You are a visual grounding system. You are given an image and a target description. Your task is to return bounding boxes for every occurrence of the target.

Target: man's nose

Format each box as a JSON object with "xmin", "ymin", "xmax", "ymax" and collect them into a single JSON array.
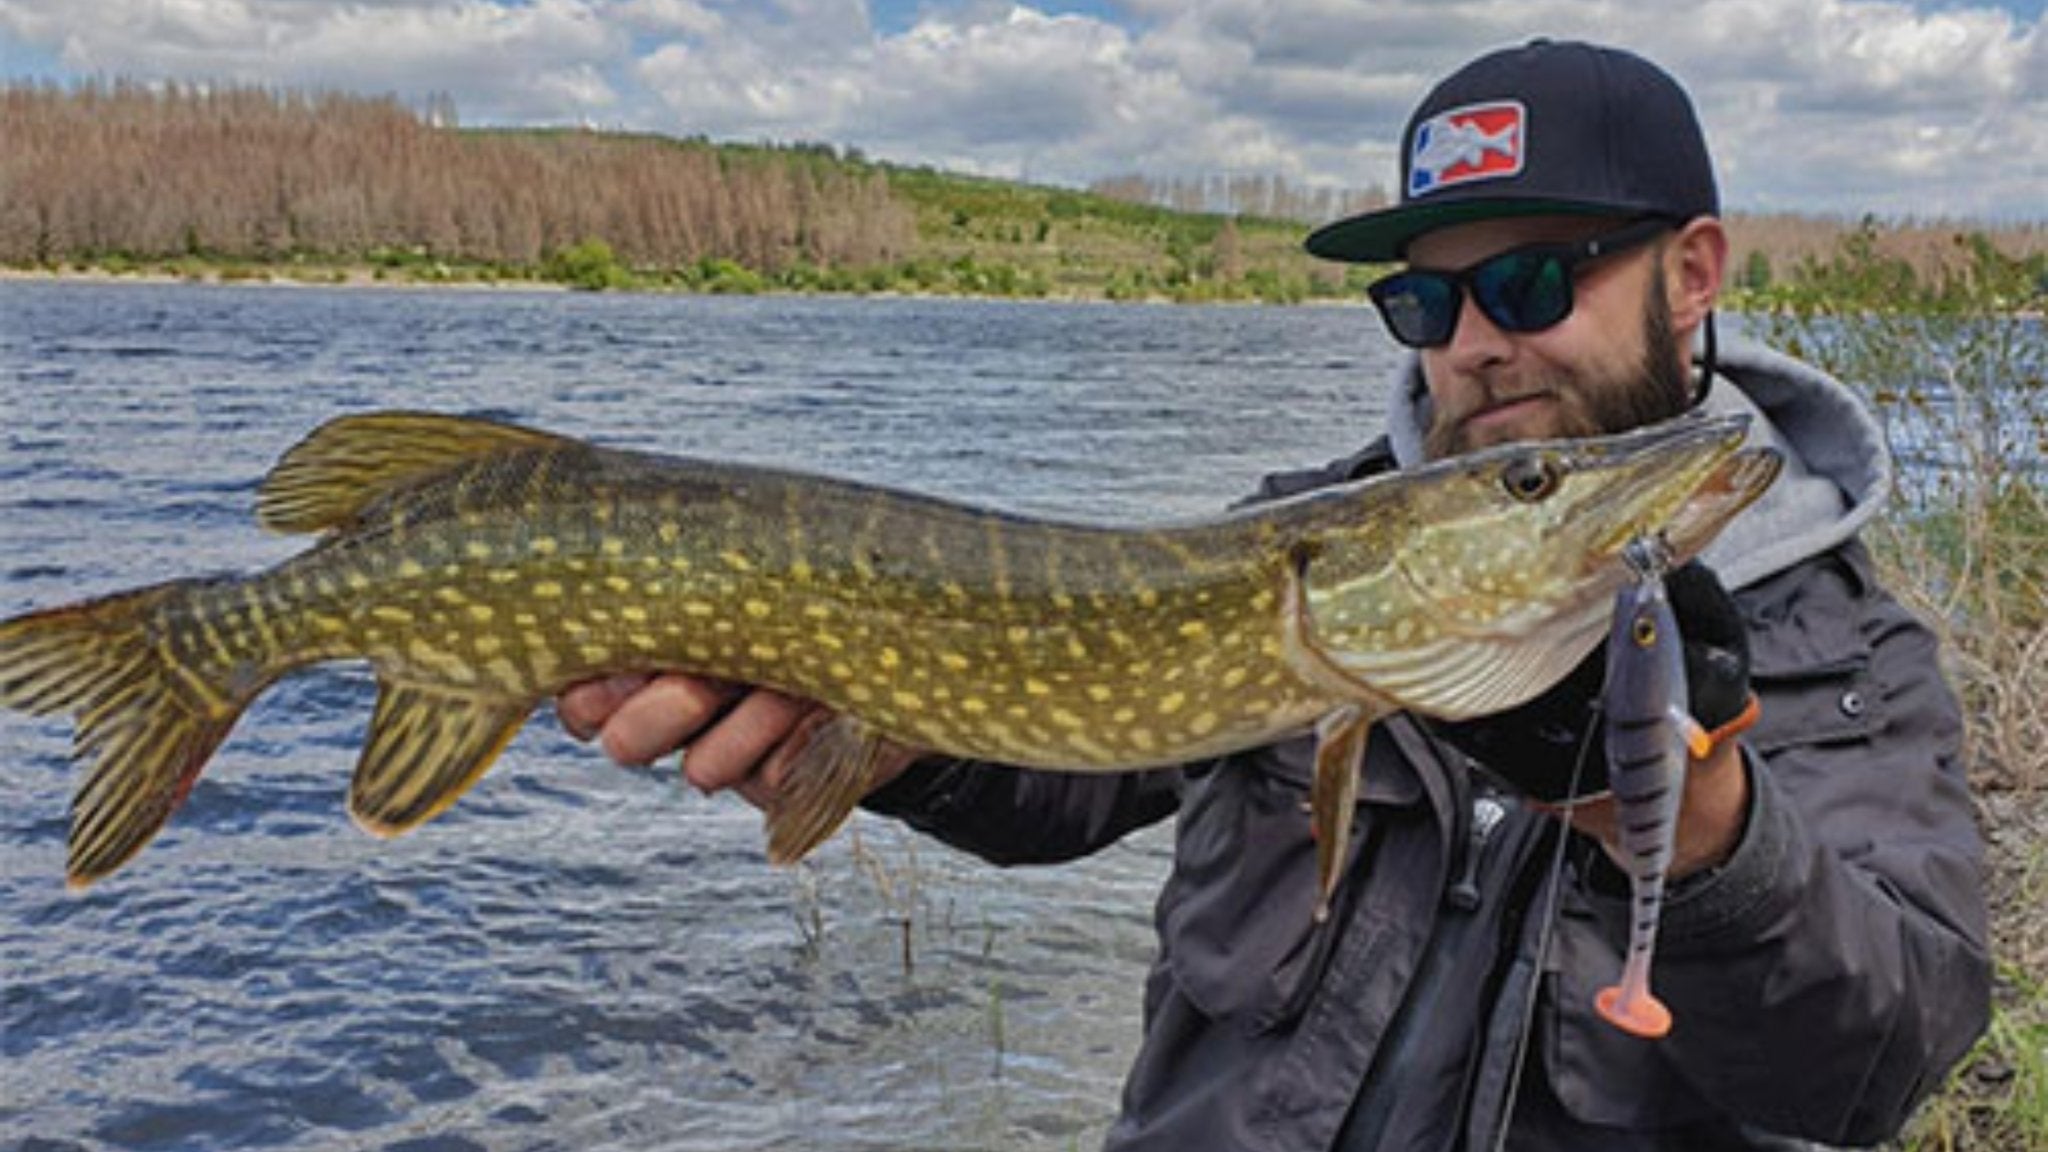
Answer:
[{"xmin": 1440, "ymin": 290, "xmax": 1513, "ymax": 367}]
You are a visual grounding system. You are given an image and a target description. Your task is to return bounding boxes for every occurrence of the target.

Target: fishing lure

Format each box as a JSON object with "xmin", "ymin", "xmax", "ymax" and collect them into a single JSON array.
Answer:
[{"xmin": 1594, "ymin": 535, "xmax": 1713, "ymax": 1039}]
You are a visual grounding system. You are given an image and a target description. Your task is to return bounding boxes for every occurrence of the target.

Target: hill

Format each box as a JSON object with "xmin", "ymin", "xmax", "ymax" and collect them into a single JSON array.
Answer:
[{"xmin": 2, "ymin": 80, "xmax": 2041, "ymax": 308}]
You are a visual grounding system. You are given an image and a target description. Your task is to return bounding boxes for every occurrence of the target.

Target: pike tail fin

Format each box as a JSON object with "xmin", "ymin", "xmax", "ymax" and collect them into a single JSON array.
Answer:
[{"xmin": 0, "ymin": 581, "xmax": 256, "ymax": 888}]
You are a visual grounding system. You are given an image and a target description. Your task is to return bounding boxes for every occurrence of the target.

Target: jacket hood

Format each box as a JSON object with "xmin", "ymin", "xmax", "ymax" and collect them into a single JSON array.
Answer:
[{"xmin": 1382, "ymin": 331, "xmax": 1893, "ymax": 590}]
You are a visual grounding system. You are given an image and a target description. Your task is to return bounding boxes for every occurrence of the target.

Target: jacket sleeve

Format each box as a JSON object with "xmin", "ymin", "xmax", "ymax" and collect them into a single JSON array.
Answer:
[
  {"xmin": 1581, "ymin": 543, "xmax": 1991, "ymax": 1144},
  {"xmin": 860, "ymin": 757, "xmax": 1186, "ymax": 865}
]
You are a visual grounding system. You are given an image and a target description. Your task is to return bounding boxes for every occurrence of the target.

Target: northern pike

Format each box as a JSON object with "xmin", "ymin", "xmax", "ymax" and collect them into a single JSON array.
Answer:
[
  {"xmin": 1592, "ymin": 536, "xmax": 1710, "ymax": 1040},
  {"xmin": 0, "ymin": 411, "xmax": 1780, "ymax": 905}
]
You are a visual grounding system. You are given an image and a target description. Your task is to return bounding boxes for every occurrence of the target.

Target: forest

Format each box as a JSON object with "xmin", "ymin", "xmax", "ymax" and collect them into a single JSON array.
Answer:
[{"xmin": 2, "ymin": 80, "xmax": 2042, "ymax": 307}]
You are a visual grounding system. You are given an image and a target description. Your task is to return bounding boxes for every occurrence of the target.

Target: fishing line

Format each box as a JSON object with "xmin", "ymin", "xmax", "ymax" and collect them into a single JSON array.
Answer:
[{"xmin": 1487, "ymin": 695, "xmax": 1601, "ymax": 1152}]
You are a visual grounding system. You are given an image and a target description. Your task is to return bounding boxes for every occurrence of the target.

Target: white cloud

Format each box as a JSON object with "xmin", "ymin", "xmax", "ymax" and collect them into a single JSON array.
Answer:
[{"xmin": 1, "ymin": 0, "xmax": 2040, "ymax": 218}]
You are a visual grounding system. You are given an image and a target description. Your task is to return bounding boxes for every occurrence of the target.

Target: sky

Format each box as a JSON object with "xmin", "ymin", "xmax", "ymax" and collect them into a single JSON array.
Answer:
[{"xmin": 2, "ymin": 1, "xmax": 2042, "ymax": 222}]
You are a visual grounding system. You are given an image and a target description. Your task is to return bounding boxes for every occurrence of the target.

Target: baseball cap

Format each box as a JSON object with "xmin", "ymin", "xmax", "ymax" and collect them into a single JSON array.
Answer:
[{"xmin": 1305, "ymin": 40, "xmax": 1719, "ymax": 263}]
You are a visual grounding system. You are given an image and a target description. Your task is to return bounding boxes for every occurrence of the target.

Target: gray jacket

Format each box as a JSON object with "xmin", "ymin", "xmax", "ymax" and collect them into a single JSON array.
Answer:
[{"xmin": 865, "ymin": 337, "xmax": 1990, "ymax": 1150}]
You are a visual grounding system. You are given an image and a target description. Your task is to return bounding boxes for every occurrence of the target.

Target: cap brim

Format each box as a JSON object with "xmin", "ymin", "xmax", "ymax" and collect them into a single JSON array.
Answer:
[{"xmin": 1303, "ymin": 198, "xmax": 1632, "ymax": 263}]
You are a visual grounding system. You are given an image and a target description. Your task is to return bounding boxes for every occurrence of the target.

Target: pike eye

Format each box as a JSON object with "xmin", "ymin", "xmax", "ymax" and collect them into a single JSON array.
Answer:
[
  {"xmin": 1500, "ymin": 454, "xmax": 1562, "ymax": 503},
  {"xmin": 1632, "ymin": 615, "xmax": 1659, "ymax": 648}
]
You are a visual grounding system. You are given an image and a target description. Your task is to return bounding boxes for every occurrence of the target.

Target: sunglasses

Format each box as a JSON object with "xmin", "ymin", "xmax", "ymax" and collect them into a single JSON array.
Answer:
[{"xmin": 1368, "ymin": 219, "xmax": 1671, "ymax": 349}]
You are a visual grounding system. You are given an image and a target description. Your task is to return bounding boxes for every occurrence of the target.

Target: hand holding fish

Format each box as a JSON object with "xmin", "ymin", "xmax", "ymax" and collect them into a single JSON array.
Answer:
[{"xmin": 558, "ymin": 673, "xmax": 924, "ymax": 812}]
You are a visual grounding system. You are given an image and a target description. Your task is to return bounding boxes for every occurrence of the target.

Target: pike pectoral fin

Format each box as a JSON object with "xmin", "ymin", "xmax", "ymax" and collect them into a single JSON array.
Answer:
[
  {"xmin": 763, "ymin": 714, "xmax": 890, "ymax": 865},
  {"xmin": 1311, "ymin": 705, "xmax": 1372, "ymax": 923},
  {"xmin": 349, "ymin": 681, "xmax": 531, "ymax": 836}
]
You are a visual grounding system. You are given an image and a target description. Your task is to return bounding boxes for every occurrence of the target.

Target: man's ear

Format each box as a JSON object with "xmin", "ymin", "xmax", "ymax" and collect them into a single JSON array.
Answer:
[{"xmin": 1666, "ymin": 217, "xmax": 1728, "ymax": 333}]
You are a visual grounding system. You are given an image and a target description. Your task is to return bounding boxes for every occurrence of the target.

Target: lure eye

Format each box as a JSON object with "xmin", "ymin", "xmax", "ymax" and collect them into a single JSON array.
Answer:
[
  {"xmin": 1500, "ymin": 453, "xmax": 1563, "ymax": 503},
  {"xmin": 1632, "ymin": 615, "xmax": 1659, "ymax": 648}
]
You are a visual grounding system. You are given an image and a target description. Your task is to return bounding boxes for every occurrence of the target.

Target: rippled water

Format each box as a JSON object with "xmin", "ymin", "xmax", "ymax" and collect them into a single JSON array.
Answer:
[{"xmin": 0, "ymin": 282, "xmax": 1400, "ymax": 1151}]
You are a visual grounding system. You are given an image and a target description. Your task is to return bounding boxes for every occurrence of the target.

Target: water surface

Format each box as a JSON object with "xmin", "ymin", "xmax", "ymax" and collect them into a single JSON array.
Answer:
[{"xmin": 0, "ymin": 282, "xmax": 1401, "ymax": 1151}]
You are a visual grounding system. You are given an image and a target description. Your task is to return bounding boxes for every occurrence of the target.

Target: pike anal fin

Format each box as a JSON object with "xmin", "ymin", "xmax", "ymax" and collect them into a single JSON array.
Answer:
[{"xmin": 350, "ymin": 680, "xmax": 531, "ymax": 836}]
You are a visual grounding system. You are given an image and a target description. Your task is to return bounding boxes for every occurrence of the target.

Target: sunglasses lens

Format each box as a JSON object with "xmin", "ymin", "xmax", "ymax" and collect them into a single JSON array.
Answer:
[
  {"xmin": 1370, "ymin": 273, "xmax": 1459, "ymax": 348},
  {"xmin": 1472, "ymin": 251, "xmax": 1572, "ymax": 333}
]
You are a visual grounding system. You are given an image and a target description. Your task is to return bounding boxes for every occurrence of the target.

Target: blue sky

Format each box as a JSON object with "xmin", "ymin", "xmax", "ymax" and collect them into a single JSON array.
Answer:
[{"xmin": 3, "ymin": 1, "xmax": 2042, "ymax": 220}]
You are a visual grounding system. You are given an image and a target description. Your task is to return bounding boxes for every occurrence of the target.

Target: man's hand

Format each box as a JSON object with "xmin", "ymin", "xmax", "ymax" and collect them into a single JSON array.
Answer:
[
  {"xmin": 1428, "ymin": 560, "xmax": 1758, "ymax": 877},
  {"xmin": 559, "ymin": 674, "xmax": 909, "ymax": 812}
]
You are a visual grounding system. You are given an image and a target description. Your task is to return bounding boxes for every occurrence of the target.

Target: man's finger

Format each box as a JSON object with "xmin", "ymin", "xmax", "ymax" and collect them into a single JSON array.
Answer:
[
  {"xmin": 597, "ymin": 675, "xmax": 745, "ymax": 767},
  {"xmin": 557, "ymin": 673, "xmax": 654, "ymax": 741},
  {"xmin": 682, "ymin": 690, "xmax": 815, "ymax": 795}
]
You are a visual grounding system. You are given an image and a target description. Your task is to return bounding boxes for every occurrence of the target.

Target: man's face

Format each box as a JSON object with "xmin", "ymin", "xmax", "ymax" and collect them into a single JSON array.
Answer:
[{"xmin": 1406, "ymin": 216, "xmax": 1693, "ymax": 460}]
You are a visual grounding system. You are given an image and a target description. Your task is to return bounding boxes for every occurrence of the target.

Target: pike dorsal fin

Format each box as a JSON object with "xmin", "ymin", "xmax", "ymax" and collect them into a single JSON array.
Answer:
[
  {"xmin": 256, "ymin": 411, "xmax": 569, "ymax": 535},
  {"xmin": 349, "ymin": 679, "xmax": 531, "ymax": 837}
]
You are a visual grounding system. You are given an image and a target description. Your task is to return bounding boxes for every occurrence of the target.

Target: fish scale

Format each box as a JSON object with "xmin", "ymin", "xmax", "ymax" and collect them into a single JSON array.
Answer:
[{"xmin": 0, "ymin": 410, "xmax": 1779, "ymax": 905}]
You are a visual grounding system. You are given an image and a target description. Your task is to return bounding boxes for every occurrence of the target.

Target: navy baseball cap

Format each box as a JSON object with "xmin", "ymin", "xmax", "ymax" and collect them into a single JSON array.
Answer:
[{"xmin": 1306, "ymin": 40, "xmax": 1719, "ymax": 263}]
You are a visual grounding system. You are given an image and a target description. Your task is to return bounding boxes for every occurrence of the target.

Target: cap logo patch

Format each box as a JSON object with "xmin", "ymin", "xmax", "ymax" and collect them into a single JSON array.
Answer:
[{"xmin": 1408, "ymin": 100, "xmax": 1525, "ymax": 198}]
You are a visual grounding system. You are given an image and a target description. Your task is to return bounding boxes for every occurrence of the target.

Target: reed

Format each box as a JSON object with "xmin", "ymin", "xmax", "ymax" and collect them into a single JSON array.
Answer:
[{"xmin": 1757, "ymin": 228, "xmax": 2046, "ymax": 1151}]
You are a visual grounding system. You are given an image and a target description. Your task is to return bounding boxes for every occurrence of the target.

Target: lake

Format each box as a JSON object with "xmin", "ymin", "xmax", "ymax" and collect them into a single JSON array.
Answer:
[{"xmin": 0, "ymin": 282, "xmax": 1403, "ymax": 1151}]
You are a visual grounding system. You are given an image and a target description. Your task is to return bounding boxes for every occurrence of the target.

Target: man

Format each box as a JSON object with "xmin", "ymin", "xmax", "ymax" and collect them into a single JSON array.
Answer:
[{"xmin": 561, "ymin": 40, "xmax": 1989, "ymax": 1150}]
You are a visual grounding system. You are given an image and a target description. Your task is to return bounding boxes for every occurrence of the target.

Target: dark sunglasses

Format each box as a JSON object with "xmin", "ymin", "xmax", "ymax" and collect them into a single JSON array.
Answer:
[{"xmin": 1368, "ymin": 219, "xmax": 1671, "ymax": 349}]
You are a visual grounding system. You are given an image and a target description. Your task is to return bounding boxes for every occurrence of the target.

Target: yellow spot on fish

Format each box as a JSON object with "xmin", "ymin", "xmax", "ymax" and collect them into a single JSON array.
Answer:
[
  {"xmin": 940, "ymin": 652, "xmax": 971, "ymax": 672},
  {"xmin": 1087, "ymin": 684, "xmax": 1114, "ymax": 703},
  {"xmin": 464, "ymin": 541, "xmax": 494, "ymax": 560},
  {"xmin": 621, "ymin": 606, "xmax": 649, "ymax": 624},
  {"xmin": 749, "ymin": 642, "xmax": 781, "ymax": 662},
  {"xmin": 1007, "ymin": 625, "xmax": 1033, "ymax": 645},
  {"xmin": 474, "ymin": 635, "xmax": 502, "ymax": 657},
  {"xmin": 1024, "ymin": 678, "xmax": 1053, "ymax": 697},
  {"xmin": 1050, "ymin": 708, "xmax": 1085, "ymax": 730},
  {"xmin": 892, "ymin": 691, "xmax": 925, "ymax": 712},
  {"xmin": 488, "ymin": 569, "xmax": 520, "ymax": 585},
  {"xmin": 1138, "ymin": 588, "xmax": 1160, "ymax": 609},
  {"xmin": 815, "ymin": 631, "xmax": 845, "ymax": 651},
  {"xmin": 532, "ymin": 581, "xmax": 564, "ymax": 599},
  {"xmin": 658, "ymin": 522, "xmax": 681, "ymax": 545},
  {"xmin": 434, "ymin": 586, "xmax": 468, "ymax": 606},
  {"xmin": 605, "ymin": 576, "xmax": 633, "ymax": 594},
  {"xmin": 683, "ymin": 601, "xmax": 714, "ymax": 618},
  {"xmin": 580, "ymin": 644, "xmax": 612, "ymax": 664},
  {"xmin": 961, "ymin": 698, "xmax": 990, "ymax": 715},
  {"xmin": 828, "ymin": 662, "xmax": 855, "ymax": 681},
  {"xmin": 397, "ymin": 560, "xmax": 427, "ymax": 579},
  {"xmin": 743, "ymin": 599, "xmax": 773, "ymax": 618},
  {"xmin": 1178, "ymin": 620, "xmax": 1210, "ymax": 640},
  {"xmin": 531, "ymin": 538, "xmax": 559, "ymax": 557},
  {"xmin": 790, "ymin": 560, "xmax": 815, "ymax": 584},
  {"xmin": 601, "ymin": 538, "xmax": 626, "ymax": 558},
  {"xmin": 721, "ymin": 550, "xmax": 755, "ymax": 573},
  {"xmin": 371, "ymin": 606, "xmax": 414, "ymax": 625},
  {"xmin": 878, "ymin": 647, "xmax": 901, "ymax": 670},
  {"xmin": 1158, "ymin": 691, "xmax": 1187, "ymax": 715},
  {"xmin": 1188, "ymin": 711, "xmax": 1220, "ymax": 738}
]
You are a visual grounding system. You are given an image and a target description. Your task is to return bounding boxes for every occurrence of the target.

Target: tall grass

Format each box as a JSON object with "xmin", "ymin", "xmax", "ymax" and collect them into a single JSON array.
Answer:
[{"xmin": 1755, "ymin": 225, "xmax": 2047, "ymax": 1151}]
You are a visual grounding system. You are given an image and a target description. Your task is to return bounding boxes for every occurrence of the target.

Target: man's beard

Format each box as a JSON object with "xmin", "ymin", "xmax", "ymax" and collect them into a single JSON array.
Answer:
[{"xmin": 1425, "ymin": 284, "xmax": 1694, "ymax": 459}]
